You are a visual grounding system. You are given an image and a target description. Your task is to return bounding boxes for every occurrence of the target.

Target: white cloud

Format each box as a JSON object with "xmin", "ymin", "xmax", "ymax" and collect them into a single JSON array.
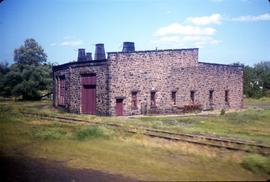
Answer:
[
  {"xmin": 187, "ymin": 13, "xmax": 222, "ymax": 26},
  {"xmin": 155, "ymin": 23, "xmax": 216, "ymax": 36},
  {"xmin": 59, "ymin": 40, "xmax": 83, "ymax": 46},
  {"xmin": 50, "ymin": 37, "xmax": 84, "ymax": 47},
  {"xmin": 153, "ymin": 22, "xmax": 220, "ymax": 48},
  {"xmin": 152, "ymin": 12, "xmax": 270, "ymax": 49},
  {"xmin": 231, "ymin": 13, "xmax": 270, "ymax": 22},
  {"xmin": 158, "ymin": 35, "xmax": 180, "ymax": 42},
  {"xmin": 182, "ymin": 36, "xmax": 221, "ymax": 47}
]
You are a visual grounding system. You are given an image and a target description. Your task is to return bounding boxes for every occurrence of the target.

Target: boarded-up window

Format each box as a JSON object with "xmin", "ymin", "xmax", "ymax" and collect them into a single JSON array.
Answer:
[
  {"xmin": 190, "ymin": 91, "xmax": 195, "ymax": 103},
  {"xmin": 131, "ymin": 92, "xmax": 137, "ymax": 109},
  {"xmin": 150, "ymin": 91, "xmax": 156, "ymax": 107},
  {"xmin": 225, "ymin": 90, "xmax": 229, "ymax": 103},
  {"xmin": 59, "ymin": 76, "xmax": 65, "ymax": 106},
  {"xmin": 209, "ymin": 90, "xmax": 214, "ymax": 103},
  {"xmin": 172, "ymin": 91, "xmax": 176, "ymax": 105}
]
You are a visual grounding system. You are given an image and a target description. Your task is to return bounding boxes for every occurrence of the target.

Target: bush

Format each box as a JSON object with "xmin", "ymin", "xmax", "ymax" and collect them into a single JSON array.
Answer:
[
  {"xmin": 33, "ymin": 130, "xmax": 63, "ymax": 140},
  {"xmin": 32, "ymin": 128, "xmax": 67, "ymax": 140},
  {"xmin": 241, "ymin": 154, "xmax": 270, "ymax": 175},
  {"xmin": 220, "ymin": 109, "xmax": 225, "ymax": 115},
  {"xmin": 75, "ymin": 126, "xmax": 114, "ymax": 141},
  {"xmin": 183, "ymin": 104, "xmax": 202, "ymax": 113},
  {"xmin": 0, "ymin": 104, "xmax": 12, "ymax": 113},
  {"xmin": 224, "ymin": 110, "xmax": 262, "ymax": 123}
]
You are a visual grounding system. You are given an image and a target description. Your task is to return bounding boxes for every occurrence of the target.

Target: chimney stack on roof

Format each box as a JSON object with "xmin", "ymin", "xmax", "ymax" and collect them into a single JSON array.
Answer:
[
  {"xmin": 122, "ymin": 42, "xmax": 135, "ymax": 52},
  {"xmin": 77, "ymin": 48, "xmax": 86, "ymax": 62},
  {"xmin": 94, "ymin": 43, "xmax": 106, "ymax": 60},
  {"xmin": 86, "ymin": 52, "xmax": 92, "ymax": 61}
]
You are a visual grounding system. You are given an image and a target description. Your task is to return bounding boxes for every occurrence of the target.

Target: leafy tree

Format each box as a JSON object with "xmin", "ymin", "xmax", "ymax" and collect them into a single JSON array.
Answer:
[
  {"xmin": 0, "ymin": 38, "xmax": 52, "ymax": 100},
  {"xmin": 14, "ymin": 38, "xmax": 47, "ymax": 67},
  {"xmin": 9, "ymin": 64, "xmax": 52, "ymax": 100},
  {"xmin": 0, "ymin": 61, "xmax": 9, "ymax": 74},
  {"xmin": 243, "ymin": 61, "xmax": 270, "ymax": 98},
  {"xmin": 0, "ymin": 61, "xmax": 10, "ymax": 97},
  {"xmin": 254, "ymin": 61, "xmax": 270, "ymax": 96}
]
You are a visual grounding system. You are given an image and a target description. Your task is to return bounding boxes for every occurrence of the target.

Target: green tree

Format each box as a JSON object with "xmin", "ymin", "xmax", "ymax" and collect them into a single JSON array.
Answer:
[
  {"xmin": 254, "ymin": 61, "xmax": 270, "ymax": 96},
  {"xmin": 243, "ymin": 61, "xmax": 270, "ymax": 98},
  {"xmin": 0, "ymin": 38, "xmax": 52, "ymax": 100},
  {"xmin": 0, "ymin": 61, "xmax": 10, "ymax": 97},
  {"xmin": 9, "ymin": 64, "xmax": 52, "ymax": 100},
  {"xmin": 14, "ymin": 38, "xmax": 47, "ymax": 67}
]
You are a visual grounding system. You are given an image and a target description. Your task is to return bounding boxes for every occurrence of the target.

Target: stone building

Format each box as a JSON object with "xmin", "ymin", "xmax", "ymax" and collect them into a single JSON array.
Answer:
[{"xmin": 52, "ymin": 42, "xmax": 243, "ymax": 116}]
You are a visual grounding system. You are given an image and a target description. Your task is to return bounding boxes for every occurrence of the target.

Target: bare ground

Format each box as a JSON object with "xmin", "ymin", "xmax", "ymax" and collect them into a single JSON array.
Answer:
[{"xmin": 0, "ymin": 156, "xmax": 137, "ymax": 182}]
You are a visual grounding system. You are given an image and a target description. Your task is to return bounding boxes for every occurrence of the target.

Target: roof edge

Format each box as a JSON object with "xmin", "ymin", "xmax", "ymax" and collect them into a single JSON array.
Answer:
[{"xmin": 107, "ymin": 48, "xmax": 198, "ymax": 54}]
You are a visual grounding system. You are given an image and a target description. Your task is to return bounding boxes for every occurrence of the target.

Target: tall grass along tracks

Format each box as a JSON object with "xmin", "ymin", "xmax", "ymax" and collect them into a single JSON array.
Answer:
[{"xmin": 22, "ymin": 112, "xmax": 270, "ymax": 155}]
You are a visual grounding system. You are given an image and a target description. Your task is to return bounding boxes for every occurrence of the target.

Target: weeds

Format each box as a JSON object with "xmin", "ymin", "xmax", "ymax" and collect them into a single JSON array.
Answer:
[
  {"xmin": 220, "ymin": 109, "xmax": 225, "ymax": 115},
  {"xmin": 74, "ymin": 126, "xmax": 114, "ymax": 141},
  {"xmin": 33, "ymin": 129, "xmax": 65, "ymax": 140},
  {"xmin": 241, "ymin": 154, "xmax": 270, "ymax": 175},
  {"xmin": 1, "ymin": 100, "xmax": 270, "ymax": 180},
  {"xmin": 223, "ymin": 110, "xmax": 263, "ymax": 123}
]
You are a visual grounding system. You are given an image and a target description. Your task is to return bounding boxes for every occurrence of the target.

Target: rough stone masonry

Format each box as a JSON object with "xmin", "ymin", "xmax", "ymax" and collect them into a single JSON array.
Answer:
[{"xmin": 52, "ymin": 42, "xmax": 243, "ymax": 116}]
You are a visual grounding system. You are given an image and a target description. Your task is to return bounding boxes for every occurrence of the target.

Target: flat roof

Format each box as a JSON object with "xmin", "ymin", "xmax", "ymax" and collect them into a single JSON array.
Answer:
[
  {"xmin": 107, "ymin": 48, "xmax": 198, "ymax": 54},
  {"xmin": 52, "ymin": 59, "xmax": 107, "ymax": 71}
]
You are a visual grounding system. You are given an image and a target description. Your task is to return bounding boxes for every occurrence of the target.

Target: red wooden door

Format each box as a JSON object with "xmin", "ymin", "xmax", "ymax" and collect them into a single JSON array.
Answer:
[
  {"xmin": 115, "ymin": 99, "xmax": 123, "ymax": 116},
  {"xmin": 81, "ymin": 85, "xmax": 96, "ymax": 114},
  {"xmin": 59, "ymin": 77, "xmax": 65, "ymax": 106}
]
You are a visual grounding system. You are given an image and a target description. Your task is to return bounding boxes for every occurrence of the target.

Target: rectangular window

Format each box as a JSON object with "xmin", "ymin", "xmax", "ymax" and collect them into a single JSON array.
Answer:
[
  {"xmin": 59, "ymin": 76, "xmax": 65, "ymax": 106},
  {"xmin": 131, "ymin": 91, "xmax": 137, "ymax": 109},
  {"xmin": 171, "ymin": 91, "xmax": 176, "ymax": 105},
  {"xmin": 150, "ymin": 91, "xmax": 156, "ymax": 107},
  {"xmin": 190, "ymin": 91, "xmax": 195, "ymax": 103},
  {"xmin": 225, "ymin": 90, "xmax": 229, "ymax": 103},
  {"xmin": 209, "ymin": 90, "xmax": 214, "ymax": 103}
]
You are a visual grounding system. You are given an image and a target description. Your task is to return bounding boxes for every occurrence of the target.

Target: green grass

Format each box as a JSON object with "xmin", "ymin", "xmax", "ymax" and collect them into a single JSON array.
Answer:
[
  {"xmin": 1, "ymin": 99, "xmax": 270, "ymax": 144},
  {"xmin": 241, "ymin": 154, "xmax": 270, "ymax": 175},
  {"xmin": 244, "ymin": 97, "xmax": 270, "ymax": 108},
  {"xmin": 75, "ymin": 126, "xmax": 114, "ymax": 141},
  {"xmin": 133, "ymin": 109, "xmax": 270, "ymax": 145},
  {"xmin": 1, "ymin": 99, "xmax": 270, "ymax": 180}
]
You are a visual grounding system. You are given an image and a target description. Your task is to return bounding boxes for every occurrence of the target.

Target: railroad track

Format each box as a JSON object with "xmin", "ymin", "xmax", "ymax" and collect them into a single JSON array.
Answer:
[{"xmin": 22, "ymin": 112, "xmax": 270, "ymax": 155}]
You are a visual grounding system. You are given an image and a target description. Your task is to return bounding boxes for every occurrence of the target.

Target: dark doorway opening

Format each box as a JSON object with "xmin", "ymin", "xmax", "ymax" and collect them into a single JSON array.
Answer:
[{"xmin": 115, "ymin": 99, "xmax": 123, "ymax": 116}]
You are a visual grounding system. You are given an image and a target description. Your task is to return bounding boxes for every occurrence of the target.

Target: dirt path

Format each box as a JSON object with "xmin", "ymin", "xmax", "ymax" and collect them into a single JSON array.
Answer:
[{"xmin": 0, "ymin": 156, "xmax": 137, "ymax": 182}]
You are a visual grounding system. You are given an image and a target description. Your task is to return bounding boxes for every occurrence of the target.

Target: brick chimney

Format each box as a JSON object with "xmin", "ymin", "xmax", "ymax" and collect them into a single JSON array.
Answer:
[
  {"xmin": 77, "ymin": 48, "xmax": 86, "ymax": 62},
  {"xmin": 122, "ymin": 42, "xmax": 135, "ymax": 52},
  {"xmin": 94, "ymin": 43, "xmax": 106, "ymax": 60},
  {"xmin": 86, "ymin": 52, "xmax": 92, "ymax": 61}
]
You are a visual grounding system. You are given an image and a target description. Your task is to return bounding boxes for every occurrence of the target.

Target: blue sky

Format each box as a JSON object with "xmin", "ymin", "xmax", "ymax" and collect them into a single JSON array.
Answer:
[{"xmin": 0, "ymin": 0, "xmax": 270, "ymax": 66}]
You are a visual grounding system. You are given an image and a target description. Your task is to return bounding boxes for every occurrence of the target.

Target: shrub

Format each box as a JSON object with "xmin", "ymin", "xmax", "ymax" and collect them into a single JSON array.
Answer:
[
  {"xmin": 33, "ymin": 130, "xmax": 63, "ymax": 140},
  {"xmin": 241, "ymin": 154, "xmax": 270, "ymax": 175},
  {"xmin": 75, "ymin": 126, "xmax": 114, "ymax": 141},
  {"xmin": 0, "ymin": 104, "xmax": 12, "ymax": 113},
  {"xmin": 220, "ymin": 109, "xmax": 225, "ymax": 115},
  {"xmin": 224, "ymin": 110, "xmax": 262, "ymax": 123},
  {"xmin": 183, "ymin": 104, "xmax": 202, "ymax": 113}
]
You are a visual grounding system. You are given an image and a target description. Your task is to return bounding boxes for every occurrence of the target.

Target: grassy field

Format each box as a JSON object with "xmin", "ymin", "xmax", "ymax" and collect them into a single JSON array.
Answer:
[{"xmin": 0, "ymin": 99, "xmax": 270, "ymax": 180}]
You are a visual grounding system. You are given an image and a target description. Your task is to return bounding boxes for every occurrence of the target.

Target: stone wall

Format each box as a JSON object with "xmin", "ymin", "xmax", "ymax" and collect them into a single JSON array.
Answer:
[
  {"xmin": 52, "ymin": 47, "xmax": 243, "ymax": 116},
  {"xmin": 107, "ymin": 49, "xmax": 199, "ymax": 115},
  {"xmin": 53, "ymin": 61, "xmax": 109, "ymax": 115},
  {"xmin": 171, "ymin": 63, "xmax": 243, "ymax": 110}
]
